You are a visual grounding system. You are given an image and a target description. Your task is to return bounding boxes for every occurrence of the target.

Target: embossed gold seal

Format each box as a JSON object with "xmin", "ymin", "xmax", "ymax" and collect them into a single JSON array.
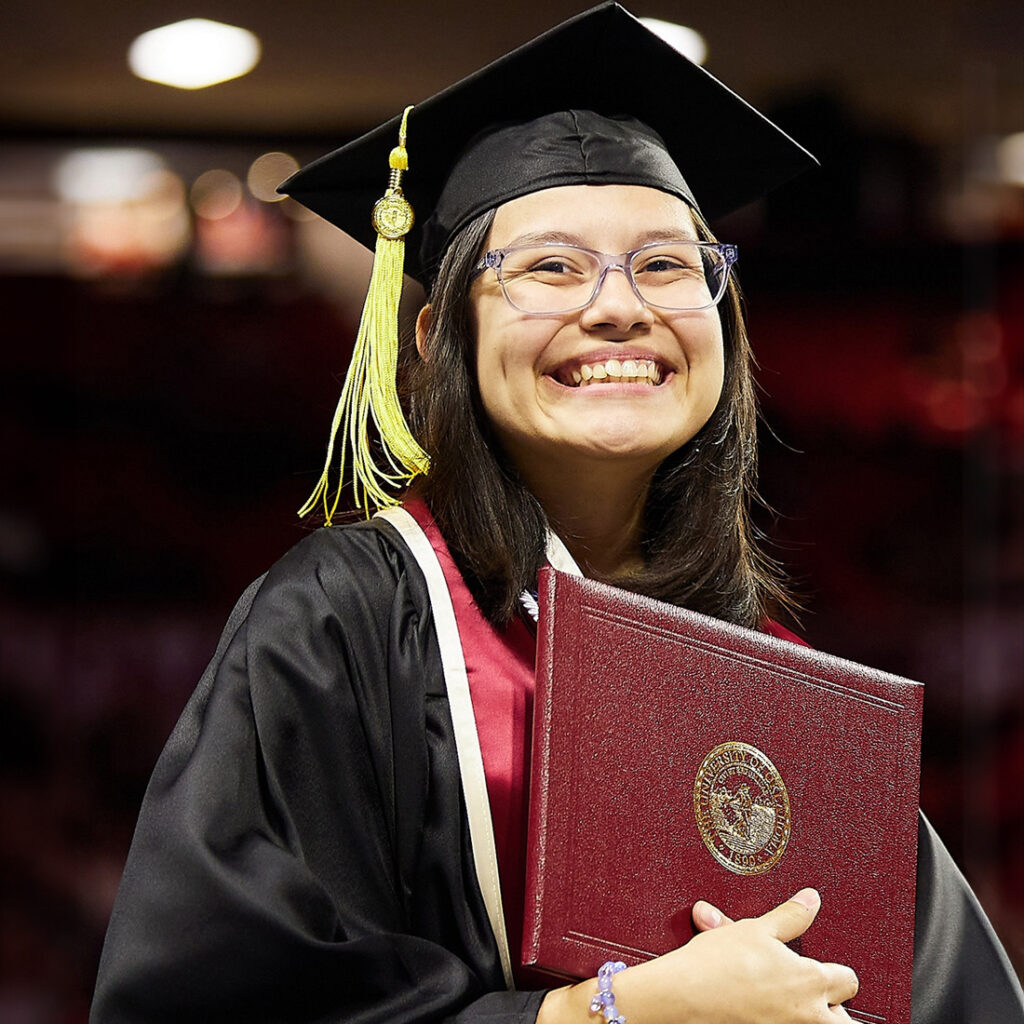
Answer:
[
  {"xmin": 693, "ymin": 741, "xmax": 791, "ymax": 876},
  {"xmin": 372, "ymin": 193, "xmax": 414, "ymax": 239}
]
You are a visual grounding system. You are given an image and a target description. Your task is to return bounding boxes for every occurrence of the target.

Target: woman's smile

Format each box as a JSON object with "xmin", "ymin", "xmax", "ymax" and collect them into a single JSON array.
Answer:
[{"xmin": 547, "ymin": 353, "xmax": 668, "ymax": 388}]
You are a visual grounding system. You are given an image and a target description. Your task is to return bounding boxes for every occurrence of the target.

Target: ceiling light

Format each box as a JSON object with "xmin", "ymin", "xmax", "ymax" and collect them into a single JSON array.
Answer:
[
  {"xmin": 640, "ymin": 18, "xmax": 707, "ymax": 66},
  {"xmin": 996, "ymin": 132, "xmax": 1024, "ymax": 186},
  {"xmin": 128, "ymin": 18, "xmax": 261, "ymax": 90},
  {"xmin": 53, "ymin": 148, "xmax": 166, "ymax": 204},
  {"xmin": 247, "ymin": 152, "xmax": 300, "ymax": 203},
  {"xmin": 190, "ymin": 169, "xmax": 244, "ymax": 220}
]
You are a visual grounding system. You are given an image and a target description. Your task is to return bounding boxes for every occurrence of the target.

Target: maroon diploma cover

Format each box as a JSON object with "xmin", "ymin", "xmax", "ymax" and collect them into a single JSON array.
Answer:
[{"xmin": 523, "ymin": 568, "xmax": 923, "ymax": 1024}]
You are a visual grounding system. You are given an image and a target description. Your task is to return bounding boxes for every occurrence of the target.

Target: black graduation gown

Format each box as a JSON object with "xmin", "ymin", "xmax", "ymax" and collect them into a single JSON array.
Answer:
[{"xmin": 91, "ymin": 521, "xmax": 1024, "ymax": 1023}]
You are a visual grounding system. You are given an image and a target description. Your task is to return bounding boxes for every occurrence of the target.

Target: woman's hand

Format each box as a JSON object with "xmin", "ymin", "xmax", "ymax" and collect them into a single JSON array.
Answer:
[{"xmin": 537, "ymin": 888, "xmax": 858, "ymax": 1024}]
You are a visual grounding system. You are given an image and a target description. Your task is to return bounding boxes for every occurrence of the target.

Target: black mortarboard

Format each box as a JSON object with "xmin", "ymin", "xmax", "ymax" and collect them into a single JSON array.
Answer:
[
  {"xmin": 281, "ymin": 2, "xmax": 817, "ymax": 522},
  {"xmin": 281, "ymin": 1, "xmax": 817, "ymax": 284}
]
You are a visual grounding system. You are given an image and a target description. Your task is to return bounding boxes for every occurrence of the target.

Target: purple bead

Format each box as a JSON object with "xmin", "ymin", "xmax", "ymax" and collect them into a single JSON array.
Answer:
[{"xmin": 592, "ymin": 960, "xmax": 627, "ymax": 1024}]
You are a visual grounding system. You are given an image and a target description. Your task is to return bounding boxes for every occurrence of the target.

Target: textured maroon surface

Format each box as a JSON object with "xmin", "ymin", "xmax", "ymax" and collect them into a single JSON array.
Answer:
[{"xmin": 524, "ymin": 568, "xmax": 924, "ymax": 1024}]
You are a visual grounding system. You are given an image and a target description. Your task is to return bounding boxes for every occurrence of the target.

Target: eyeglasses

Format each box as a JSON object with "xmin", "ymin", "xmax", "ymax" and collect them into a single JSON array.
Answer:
[{"xmin": 473, "ymin": 239, "xmax": 738, "ymax": 315}]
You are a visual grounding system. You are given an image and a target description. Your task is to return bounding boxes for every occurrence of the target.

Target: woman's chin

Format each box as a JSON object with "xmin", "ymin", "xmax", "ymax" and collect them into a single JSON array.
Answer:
[
  {"xmin": 528, "ymin": 429, "xmax": 687, "ymax": 473},
  {"xmin": 553, "ymin": 405, "xmax": 704, "ymax": 464},
  {"xmin": 577, "ymin": 437, "xmax": 681, "ymax": 466}
]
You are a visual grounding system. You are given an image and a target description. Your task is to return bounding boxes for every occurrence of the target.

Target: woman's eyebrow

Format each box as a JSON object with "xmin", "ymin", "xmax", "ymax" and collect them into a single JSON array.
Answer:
[
  {"xmin": 500, "ymin": 227, "xmax": 699, "ymax": 248},
  {"xmin": 502, "ymin": 230, "xmax": 589, "ymax": 247},
  {"xmin": 633, "ymin": 227, "xmax": 700, "ymax": 244}
]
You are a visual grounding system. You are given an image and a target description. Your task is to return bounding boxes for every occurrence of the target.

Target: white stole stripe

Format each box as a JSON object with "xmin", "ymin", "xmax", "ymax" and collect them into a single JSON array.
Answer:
[
  {"xmin": 373, "ymin": 506, "xmax": 514, "ymax": 989},
  {"xmin": 544, "ymin": 530, "xmax": 583, "ymax": 577}
]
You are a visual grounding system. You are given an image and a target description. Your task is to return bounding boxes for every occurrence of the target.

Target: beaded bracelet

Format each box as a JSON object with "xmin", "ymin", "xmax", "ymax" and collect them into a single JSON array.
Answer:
[{"xmin": 590, "ymin": 960, "xmax": 628, "ymax": 1023}]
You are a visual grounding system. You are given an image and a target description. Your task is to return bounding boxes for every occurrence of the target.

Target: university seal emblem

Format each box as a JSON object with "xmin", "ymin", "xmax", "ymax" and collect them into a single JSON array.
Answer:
[
  {"xmin": 693, "ymin": 741, "xmax": 791, "ymax": 876},
  {"xmin": 372, "ymin": 193, "xmax": 415, "ymax": 239}
]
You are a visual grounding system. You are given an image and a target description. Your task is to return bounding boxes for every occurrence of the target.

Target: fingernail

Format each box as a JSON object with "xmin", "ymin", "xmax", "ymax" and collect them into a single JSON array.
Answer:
[
  {"xmin": 791, "ymin": 888, "xmax": 820, "ymax": 910},
  {"xmin": 704, "ymin": 905, "xmax": 722, "ymax": 927}
]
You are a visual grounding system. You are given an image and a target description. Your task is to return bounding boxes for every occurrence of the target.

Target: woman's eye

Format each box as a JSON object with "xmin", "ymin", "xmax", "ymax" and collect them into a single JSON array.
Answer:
[
  {"xmin": 637, "ymin": 256, "xmax": 696, "ymax": 276},
  {"xmin": 642, "ymin": 258, "xmax": 686, "ymax": 273},
  {"xmin": 518, "ymin": 255, "xmax": 588, "ymax": 279},
  {"xmin": 532, "ymin": 259, "xmax": 573, "ymax": 273}
]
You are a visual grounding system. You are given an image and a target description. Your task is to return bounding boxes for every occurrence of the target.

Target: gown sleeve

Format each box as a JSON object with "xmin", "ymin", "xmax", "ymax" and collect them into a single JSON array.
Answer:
[
  {"xmin": 911, "ymin": 812, "xmax": 1024, "ymax": 1023},
  {"xmin": 90, "ymin": 523, "xmax": 546, "ymax": 1024}
]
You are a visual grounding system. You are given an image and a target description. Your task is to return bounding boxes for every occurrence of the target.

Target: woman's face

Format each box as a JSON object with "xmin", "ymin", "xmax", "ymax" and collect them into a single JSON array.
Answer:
[{"xmin": 470, "ymin": 184, "xmax": 725, "ymax": 482}]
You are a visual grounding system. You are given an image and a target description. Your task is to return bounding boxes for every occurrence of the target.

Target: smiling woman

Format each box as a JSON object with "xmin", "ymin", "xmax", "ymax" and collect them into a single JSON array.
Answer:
[
  {"xmin": 90, "ymin": 5, "xmax": 1024, "ymax": 1024},
  {"xmin": 398, "ymin": 153, "xmax": 783, "ymax": 632}
]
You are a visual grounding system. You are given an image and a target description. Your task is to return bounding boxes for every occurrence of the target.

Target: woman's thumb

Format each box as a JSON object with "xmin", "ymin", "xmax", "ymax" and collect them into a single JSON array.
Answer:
[{"xmin": 760, "ymin": 888, "xmax": 821, "ymax": 942}]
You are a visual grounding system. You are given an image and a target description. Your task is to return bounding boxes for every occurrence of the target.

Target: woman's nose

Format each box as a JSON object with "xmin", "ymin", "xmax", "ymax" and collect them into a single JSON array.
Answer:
[{"xmin": 578, "ymin": 265, "xmax": 654, "ymax": 334}]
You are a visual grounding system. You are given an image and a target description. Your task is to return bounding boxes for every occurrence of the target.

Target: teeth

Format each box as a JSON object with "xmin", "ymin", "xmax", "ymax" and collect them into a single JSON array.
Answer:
[{"xmin": 570, "ymin": 358, "xmax": 663, "ymax": 387}]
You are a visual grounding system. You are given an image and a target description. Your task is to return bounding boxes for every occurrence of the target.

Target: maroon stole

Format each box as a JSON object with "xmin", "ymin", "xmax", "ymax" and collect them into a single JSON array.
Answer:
[{"xmin": 403, "ymin": 500, "xmax": 539, "ymax": 985}]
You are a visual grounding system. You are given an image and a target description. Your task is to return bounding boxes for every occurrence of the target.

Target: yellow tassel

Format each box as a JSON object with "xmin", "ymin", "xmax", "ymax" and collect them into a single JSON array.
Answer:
[{"xmin": 298, "ymin": 106, "xmax": 430, "ymax": 524}]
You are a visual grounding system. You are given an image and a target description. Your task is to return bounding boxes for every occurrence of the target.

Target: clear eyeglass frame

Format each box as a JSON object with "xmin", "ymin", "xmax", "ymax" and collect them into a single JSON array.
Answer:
[{"xmin": 472, "ymin": 239, "xmax": 739, "ymax": 315}]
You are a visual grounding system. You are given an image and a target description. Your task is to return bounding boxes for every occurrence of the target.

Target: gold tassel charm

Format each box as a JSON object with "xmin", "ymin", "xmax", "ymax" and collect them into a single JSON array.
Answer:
[{"xmin": 299, "ymin": 106, "xmax": 430, "ymax": 523}]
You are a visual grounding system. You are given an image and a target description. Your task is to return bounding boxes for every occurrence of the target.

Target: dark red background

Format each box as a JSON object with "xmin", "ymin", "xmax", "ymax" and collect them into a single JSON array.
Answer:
[{"xmin": 2, "ymin": 99, "xmax": 1022, "ymax": 1018}]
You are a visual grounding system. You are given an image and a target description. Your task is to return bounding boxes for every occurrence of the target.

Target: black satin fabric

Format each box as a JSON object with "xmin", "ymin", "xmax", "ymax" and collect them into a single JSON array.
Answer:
[
  {"xmin": 91, "ymin": 521, "xmax": 544, "ymax": 1023},
  {"xmin": 91, "ymin": 520, "xmax": 1022, "ymax": 1023},
  {"xmin": 912, "ymin": 815, "xmax": 1024, "ymax": 1022}
]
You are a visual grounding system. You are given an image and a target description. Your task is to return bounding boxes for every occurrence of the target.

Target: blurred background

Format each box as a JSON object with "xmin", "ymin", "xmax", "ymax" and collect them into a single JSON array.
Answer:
[{"xmin": 1, "ymin": 1, "xmax": 1022, "ymax": 1019}]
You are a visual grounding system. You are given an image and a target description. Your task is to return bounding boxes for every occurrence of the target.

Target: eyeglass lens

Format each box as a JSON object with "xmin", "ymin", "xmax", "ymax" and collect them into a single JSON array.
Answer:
[{"xmin": 497, "ymin": 242, "xmax": 729, "ymax": 314}]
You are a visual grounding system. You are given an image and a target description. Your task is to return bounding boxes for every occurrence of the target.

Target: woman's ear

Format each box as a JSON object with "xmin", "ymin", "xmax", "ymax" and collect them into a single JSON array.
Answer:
[{"xmin": 415, "ymin": 304, "xmax": 433, "ymax": 360}]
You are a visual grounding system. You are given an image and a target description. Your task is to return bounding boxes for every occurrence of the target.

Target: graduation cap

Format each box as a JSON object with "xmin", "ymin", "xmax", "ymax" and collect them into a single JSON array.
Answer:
[{"xmin": 280, "ymin": 2, "xmax": 817, "ymax": 520}]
